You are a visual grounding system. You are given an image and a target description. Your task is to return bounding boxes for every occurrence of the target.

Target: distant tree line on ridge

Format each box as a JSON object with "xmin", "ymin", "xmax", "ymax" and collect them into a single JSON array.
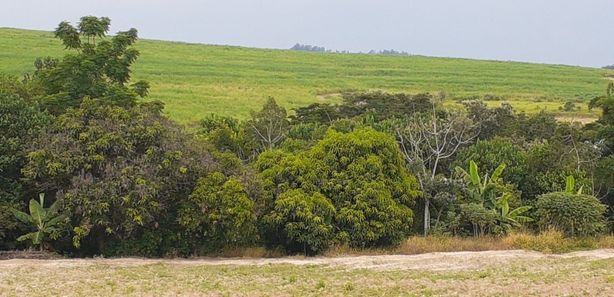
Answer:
[{"xmin": 290, "ymin": 43, "xmax": 411, "ymax": 56}]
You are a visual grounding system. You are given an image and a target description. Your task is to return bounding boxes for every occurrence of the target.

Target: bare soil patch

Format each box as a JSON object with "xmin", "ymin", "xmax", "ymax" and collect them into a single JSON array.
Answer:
[
  {"xmin": 2, "ymin": 249, "xmax": 613, "ymax": 271},
  {"xmin": 2, "ymin": 249, "xmax": 614, "ymax": 296}
]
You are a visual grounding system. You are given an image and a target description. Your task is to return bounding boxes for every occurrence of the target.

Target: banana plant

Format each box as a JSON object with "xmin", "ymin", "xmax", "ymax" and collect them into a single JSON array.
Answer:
[
  {"xmin": 495, "ymin": 193, "xmax": 533, "ymax": 233},
  {"xmin": 565, "ymin": 175, "xmax": 583, "ymax": 194},
  {"xmin": 13, "ymin": 193, "xmax": 65, "ymax": 251},
  {"xmin": 456, "ymin": 160, "xmax": 533, "ymax": 234},
  {"xmin": 455, "ymin": 160, "xmax": 506, "ymax": 207}
]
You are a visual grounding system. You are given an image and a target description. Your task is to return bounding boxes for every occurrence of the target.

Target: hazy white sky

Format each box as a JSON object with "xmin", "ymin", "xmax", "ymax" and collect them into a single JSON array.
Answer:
[{"xmin": 2, "ymin": 0, "xmax": 613, "ymax": 67}]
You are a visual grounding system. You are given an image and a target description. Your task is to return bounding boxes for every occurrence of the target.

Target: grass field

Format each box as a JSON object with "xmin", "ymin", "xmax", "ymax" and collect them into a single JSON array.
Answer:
[
  {"xmin": 1, "ymin": 28, "xmax": 612, "ymax": 124},
  {"xmin": 1, "ymin": 250, "xmax": 613, "ymax": 296}
]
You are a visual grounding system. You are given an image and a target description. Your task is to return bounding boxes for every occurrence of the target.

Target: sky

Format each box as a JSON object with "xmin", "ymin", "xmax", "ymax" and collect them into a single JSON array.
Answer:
[{"xmin": 2, "ymin": 0, "xmax": 613, "ymax": 67}]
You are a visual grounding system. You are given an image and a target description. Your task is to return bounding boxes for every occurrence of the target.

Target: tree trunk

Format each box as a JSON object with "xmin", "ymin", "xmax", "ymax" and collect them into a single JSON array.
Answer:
[{"xmin": 423, "ymin": 199, "xmax": 430, "ymax": 236}]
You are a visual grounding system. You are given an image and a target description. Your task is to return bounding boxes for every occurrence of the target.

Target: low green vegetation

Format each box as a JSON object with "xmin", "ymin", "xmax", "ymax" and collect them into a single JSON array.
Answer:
[
  {"xmin": 0, "ymin": 27, "xmax": 611, "ymax": 124},
  {"xmin": 12, "ymin": 193, "xmax": 65, "ymax": 251},
  {"xmin": 2, "ymin": 17, "xmax": 614, "ymax": 258}
]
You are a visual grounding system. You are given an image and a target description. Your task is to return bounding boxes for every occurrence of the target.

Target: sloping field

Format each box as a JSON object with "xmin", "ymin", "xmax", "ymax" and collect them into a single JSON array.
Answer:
[
  {"xmin": 1, "ymin": 250, "xmax": 613, "ymax": 296},
  {"xmin": 1, "ymin": 28, "xmax": 611, "ymax": 124}
]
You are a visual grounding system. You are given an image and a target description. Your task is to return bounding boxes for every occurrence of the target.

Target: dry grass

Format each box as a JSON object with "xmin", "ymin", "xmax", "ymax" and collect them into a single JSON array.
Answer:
[
  {"xmin": 323, "ymin": 231, "xmax": 614, "ymax": 257},
  {"xmin": 2, "ymin": 250, "xmax": 614, "ymax": 296}
]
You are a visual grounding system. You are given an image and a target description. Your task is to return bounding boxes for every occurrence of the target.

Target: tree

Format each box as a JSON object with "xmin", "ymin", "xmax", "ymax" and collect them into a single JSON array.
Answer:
[
  {"xmin": 264, "ymin": 189, "xmax": 335, "ymax": 255},
  {"xmin": 343, "ymin": 92, "xmax": 434, "ymax": 121},
  {"xmin": 248, "ymin": 97, "xmax": 289, "ymax": 150},
  {"xmin": 200, "ymin": 113, "xmax": 259, "ymax": 161},
  {"xmin": 22, "ymin": 99, "xmax": 244, "ymax": 256},
  {"xmin": 256, "ymin": 128, "xmax": 420, "ymax": 251},
  {"xmin": 452, "ymin": 137, "xmax": 527, "ymax": 192},
  {"xmin": 588, "ymin": 82, "xmax": 614, "ymax": 154},
  {"xmin": 535, "ymin": 192, "xmax": 606, "ymax": 236},
  {"xmin": 13, "ymin": 193, "xmax": 65, "ymax": 251},
  {"xmin": 393, "ymin": 112, "xmax": 477, "ymax": 235},
  {"xmin": 560, "ymin": 101, "xmax": 580, "ymax": 112},
  {"xmin": 464, "ymin": 101, "xmax": 515, "ymax": 139},
  {"xmin": 0, "ymin": 79, "xmax": 50, "ymax": 246},
  {"xmin": 36, "ymin": 16, "xmax": 149, "ymax": 114},
  {"xmin": 455, "ymin": 161, "xmax": 531, "ymax": 236},
  {"xmin": 178, "ymin": 172, "xmax": 257, "ymax": 252}
]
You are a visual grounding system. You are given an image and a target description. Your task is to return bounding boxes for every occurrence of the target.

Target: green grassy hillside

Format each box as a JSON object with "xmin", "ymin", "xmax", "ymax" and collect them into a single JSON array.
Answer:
[{"xmin": 1, "ymin": 28, "xmax": 611, "ymax": 124}]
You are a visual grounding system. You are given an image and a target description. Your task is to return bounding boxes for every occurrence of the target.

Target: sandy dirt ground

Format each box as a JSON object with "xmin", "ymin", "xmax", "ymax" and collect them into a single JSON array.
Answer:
[
  {"xmin": 2, "ymin": 248, "xmax": 613, "ymax": 271},
  {"xmin": 2, "ymin": 249, "xmax": 614, "ymax": 296}
]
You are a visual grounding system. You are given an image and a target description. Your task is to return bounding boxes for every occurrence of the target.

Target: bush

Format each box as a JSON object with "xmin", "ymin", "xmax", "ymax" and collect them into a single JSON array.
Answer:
[
  {"xmin": 257, "ymin": 128, "xmax": 420, "ymax": 252},
  {"xmin": 0, "ymin": 89, "xmax": 50, "ymax": 247},
  {"xmin": 534, "ymin": 192, "xmax": 607, "ymax": 236},
  {"xmin": 179, "ymin": 172, "xmax": 258, "ymax": 252},
  {"xmin": 22, "ymin": 99, "xmax": 253, "ymax": 255},
  {"xmin": 264, "ymin": 189, "xmax": 335, "ymax": 255}
]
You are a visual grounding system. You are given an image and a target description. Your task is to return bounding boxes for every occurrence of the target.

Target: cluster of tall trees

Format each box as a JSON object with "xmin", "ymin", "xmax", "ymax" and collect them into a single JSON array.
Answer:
[{"xmin": 1, "ymin": 17, "xmax": 612, "ymax": 257}]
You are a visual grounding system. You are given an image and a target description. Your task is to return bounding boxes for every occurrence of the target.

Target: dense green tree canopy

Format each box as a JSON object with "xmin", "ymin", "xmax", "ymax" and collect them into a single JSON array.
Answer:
[
  {"xmin": 257, "ymin": 128, "xmax": 420, "ymax": 252},
  {"xmin": 0, "ymin": 79, "xmax": 50, "ymax": 248},
  {"xmin": 35, "ymin": 16, "xmax": 149, "ymax": 114},
  {"xmin": 22, "ymin": 99, "xmax": 253, "ymax": 255}
]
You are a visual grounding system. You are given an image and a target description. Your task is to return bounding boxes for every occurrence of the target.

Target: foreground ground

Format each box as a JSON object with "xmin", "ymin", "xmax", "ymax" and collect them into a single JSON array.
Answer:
[
  {"xmin": 1, "ymin": 28, "xmax": 610, "ymax": 123},
  {"xmin": 1, "ymin": 249, "xmax": 613, "ymax": 296}
]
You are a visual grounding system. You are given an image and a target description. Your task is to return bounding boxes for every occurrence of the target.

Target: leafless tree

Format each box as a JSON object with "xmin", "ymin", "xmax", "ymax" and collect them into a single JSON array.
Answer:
[
  {"xmin": 395, "ymin": 110, "xmax": 478, "ymax": 235},
  {"xmin": 248, "ymin": 97, "xmax": 289, "ymax": 150}
]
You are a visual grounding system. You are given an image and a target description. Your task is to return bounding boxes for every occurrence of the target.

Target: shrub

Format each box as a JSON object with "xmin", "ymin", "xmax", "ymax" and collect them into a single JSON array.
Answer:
[
  {"xmin": 22, "ymin": 99, "xmax": 251, "ymax": 256},
  {"xmin": 257, "ymin": 128, "xmax": 420, "ymax": 252},
  {"xmin": 264, "ymin": 189, "xmax": 335, "ymax": 255},
  {"xmin": 179, "ymin": 172, "xmax": 258, "ymax": 252},
  {"xmin": 534, "ymin": 192, "xmax": 607, "ymax": 236},
  {"xmin": 0, "ymin": 89, "xmax": 49, "ymax": 246}
]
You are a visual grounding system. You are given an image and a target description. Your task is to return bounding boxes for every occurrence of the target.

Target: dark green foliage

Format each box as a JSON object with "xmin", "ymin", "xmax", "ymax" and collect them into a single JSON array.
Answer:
[
  {"xmin": 200, "ymin": 113, "xmax": 259, "ymax": 161},
  {"xmin": 21, "ymin": 99, "xmax": 247, "ymax": 255},
  {"xmin": 292, "ymin": 92, "xmax": 434, "ymax": 124},
  {"xmin": 523, "ymin": 140, "xmax": 595, "ymax": 200},
  {"xmin": 464, "ymin": 101, "xmax": 515, "ymax": 139},
  {"xmin": 465, "ymin": 102, "xmax": 557, "ymax": 142},
  {"xmin": 0, "ymin": 81, "xmax": 50, "ymax": 247},
  {"xmin": 587, "ymin": 82, "xmax": 614, "ymax": 155},
  {"xmin": 560, "ymin": 101, "xmax": 579, "ymax": 112},
  {"xmin": 291, "ymin": 103, "xmax": 357, "ymax": 124},
  {"xmin": 460, "ymin": 203, "xmax": 496, "ymax": 236},
  {"xmin": 342, "ymin": 92, "xmax": 434, "ymax": 120},
  {"xmin": 179, "ymin": 172, "xmax": 257, "ymax": 252},
  {"xmin": 515, "ymin": 112, "xmax": 558, "ymax": 142},
  {"xmin": 452, "ymin": 138, "xmax": 527, "ymax": 192},
  {"xmin": 535, "ymin": 192, "xmax": 607, "ymax": 236}
]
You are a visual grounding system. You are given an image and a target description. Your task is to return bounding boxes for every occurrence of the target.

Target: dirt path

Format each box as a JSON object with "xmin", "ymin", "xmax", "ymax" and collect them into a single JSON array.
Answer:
[
  {"xmin": 2, "ymin": 249, "xmax": 614, "ymax": 296},
  {"xmin": 2, "ymin": 249, "xmax": 613, "ymax": 271}
]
